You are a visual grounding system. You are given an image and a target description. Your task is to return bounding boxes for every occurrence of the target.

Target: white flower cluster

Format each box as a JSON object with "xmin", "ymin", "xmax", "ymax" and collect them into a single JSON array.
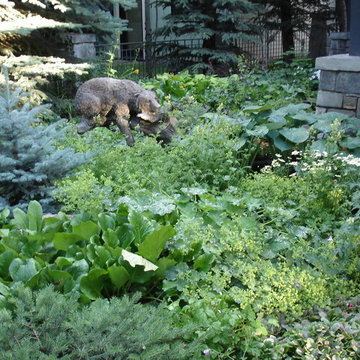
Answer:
[
  {"xmin": 336, "ymin": 154, "xmax": 360, "ymax": 167},
  {"xmin": 261, "ymin": 149, "xmax": 360, "ymax": 176}
]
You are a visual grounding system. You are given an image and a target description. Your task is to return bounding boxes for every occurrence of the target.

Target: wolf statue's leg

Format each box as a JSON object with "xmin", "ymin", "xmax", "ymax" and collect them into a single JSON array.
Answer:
[{"xmin": 114, "ymin": 104, "xmax": 134, "ymax": 146}]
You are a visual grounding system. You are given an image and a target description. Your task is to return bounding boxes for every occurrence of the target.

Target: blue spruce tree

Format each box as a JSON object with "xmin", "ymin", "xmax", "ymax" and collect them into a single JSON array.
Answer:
[{"xmin": 0, "ymin": 67, "xmax": 90, "ymax": 211}]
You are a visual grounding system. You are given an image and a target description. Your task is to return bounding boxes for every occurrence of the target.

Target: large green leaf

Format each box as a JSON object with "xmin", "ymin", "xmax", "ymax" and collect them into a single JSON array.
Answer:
[
  {"xmin": 155, "ymin": 257, "xmax": 177, "ymax": 278},
  {"xmin": 98, "ymin": 213, "xmax": 116, "ymax": 232},
  {"xmin": 9, "ymin": 258, "xmax": 38, "ymax": 282},
  {"xmin": 72, "ymin": 221, "xmax": 99, "ymax": 240},
  {"xmin": 0, "ymin": 250, "xmax": 14, "ymax": 279},
  {"xmin": 265, "ymin": 115, "xmax": 286, "ymax": 131},
  {"xmin": 55, "ymin": 257, "xmax": 73, "ymax": 269},
  {"xmin": 194, "ymin": 253, "xmax": 215, "ymax": 272},
  {"xmin": 27, "ymin": 201, "xmax": 43, "ymax": 233},
  {"xmin": 274, "ymin": 103, "xmax": 311, "ymax": 115},
  {"xmin": 122, "ymin": 250, "xmax": 158, "ymax": 272},
  {"xmin": 108, "ymin": 265, "xmax": 129, "ymax": 289},
  {"xmin": 0, "ymin": 282, "xmax": 9, "ymax": 297},
  {"xmin": 12, "ymin": 208, "xmax": 28, "ymax": 230},
  {"xmin": 313, "ymin": 118, "xmax": 334, "ymax": 133},
  {"xmin": 0, "ymin": 208, "xmax": 10, "ymax": 222},
  {"xmin": 292, "ymin": 112, "xmax": 318, "ymax": 124},
  {"xmin": 279, "ymin": 127, "xmax": 309, "ymax": 143},
  {"xmin": 310, "ymin": 140, "xmax": 327, "ymax": 153},
  {"xmin": 272, "ymin": 134, "xmax": 293, "ymax": 151},
  {"xmin": 339, "ymin": 136, "xmax": 360, "ymax": 149},
  {"xmin": 80, "ymin": 268, "xmax": 108, "ymax": 300},
  {"xmin": 128, "ymin": 211, "xmax": 153, "ymax": 245},
  {"xmin": 11, "ymin": 201, "xmax": 43, "ymax": 233},
  {"xmin": 53, "ymin": 233, "xmax": 83, "ymax": 251},
  {"xmin": 246, "ymin": 125, "xmax": 269, "ymax": 137},
  {"xmin": 243, "ymin": 104, "xmax": 273, "ymax": 114},
  {"xmin": 48, "ymin": 270, "xmax": 72, "ymax": 288},
  {"xmin": 21, "ymin": 239, "xmax": 41, "ymax": 257},
  {"xmin": 94, "ymin": 245, "xmax": 112, "ymax": 268},
  {"xmin": 103, "ymin": 229, "xmax": 119, "ymax": 248},
  {"xmin": 66, "ymin": 259, "xmax": 89, "ymax": 281},
  {"xmin": 26, "ymin": 267, "xmax": 51, "ymax": 289},
  {"xmin": 117, "ymin": 224, "xmax": 135, "ymax": 249},
  {"xmin": 138, "ymin": 225, "xmax": 176, "ymax": 262}
]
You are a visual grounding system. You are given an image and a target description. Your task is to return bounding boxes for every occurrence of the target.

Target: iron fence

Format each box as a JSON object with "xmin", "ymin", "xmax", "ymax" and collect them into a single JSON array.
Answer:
[
  {"xmin": 95, "ymin": 31, "xmax": 310, "ymax": 77},
  {"xmin": 95, "ymin": 38, "xmax": 203, "ymax": 77},
  {"xmin": 238, "ymin": 30, "xmax": 309, "ymax": 64}
]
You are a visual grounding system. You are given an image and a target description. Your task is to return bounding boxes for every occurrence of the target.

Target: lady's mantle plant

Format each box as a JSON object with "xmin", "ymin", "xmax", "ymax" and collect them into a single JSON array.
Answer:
[{"xmin": 0, "ymin": 67, "xmax": 89, "ymax": 211}]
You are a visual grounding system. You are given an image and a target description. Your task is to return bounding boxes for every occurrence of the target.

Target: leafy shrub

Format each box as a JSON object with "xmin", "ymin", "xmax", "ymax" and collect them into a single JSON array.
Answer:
[
  {"xmin": 0, "ymin": 200, "xmax": 177, "ymax": 302},
  {"xmin": 0, "ymin": 285, "xmax": 204, "ymax": 360},
  {"xmin": 145, "ymin": 59, "xmax": 318, "ymax": 114},
  {"xmin": 55, "ymin": 115, "xmax": 257, "ymax": 212},
  {"xmin": 262, "ymin": 297, "xmax": 360, "ymax": 359}
]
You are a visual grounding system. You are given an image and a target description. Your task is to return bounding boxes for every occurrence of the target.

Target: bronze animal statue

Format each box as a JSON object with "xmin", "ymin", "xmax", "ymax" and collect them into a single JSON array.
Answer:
[{"xmin": 75, "ymin": 77, "xmax": 171, "ymax": 146}]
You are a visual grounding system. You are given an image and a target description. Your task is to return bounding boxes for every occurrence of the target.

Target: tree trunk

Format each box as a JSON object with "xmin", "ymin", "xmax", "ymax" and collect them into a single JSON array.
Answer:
[
  {"xmin": 335, "ymin": 0, "xmax": 347, "ymax": 31},
  {"xmin": 309, "ymin": 13, "xmax": 327, "ymax": 58},
  {"xmin": 279, "ymin": 0, "xmax": 294, "ymax": 56}
]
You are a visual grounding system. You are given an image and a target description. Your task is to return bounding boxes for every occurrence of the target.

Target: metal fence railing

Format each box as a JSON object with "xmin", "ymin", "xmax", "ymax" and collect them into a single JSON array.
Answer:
[
  {"xmin": 238, "ymin": 30, "xmax": 309, "ymax": 64},
  {"xmin": 95, "ymin": 31, "xmax": 311, "ymax": 77},
  {"xmin": 95, "ymin": 38, "xmax": 203, "ymax": 77}
]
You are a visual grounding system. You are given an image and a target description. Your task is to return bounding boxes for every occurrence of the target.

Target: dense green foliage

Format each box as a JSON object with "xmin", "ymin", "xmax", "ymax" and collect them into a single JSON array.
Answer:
[
  {"xmin": 155, "ymin": 0, "xmax": 262, "ymax": 73},
  {"xmin": 1, "ymin": 57, "xmax": 360, "ymax": 358},
  {"xmin": 55, "ymin": 58, "xmax": 359, "ymax": 212}
]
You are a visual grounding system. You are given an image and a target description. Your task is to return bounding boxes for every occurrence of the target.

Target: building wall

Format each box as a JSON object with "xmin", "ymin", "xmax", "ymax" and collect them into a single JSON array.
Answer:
[{"xmin": 125, "ymin": 0, "xmax": 143, "ymax": 43}]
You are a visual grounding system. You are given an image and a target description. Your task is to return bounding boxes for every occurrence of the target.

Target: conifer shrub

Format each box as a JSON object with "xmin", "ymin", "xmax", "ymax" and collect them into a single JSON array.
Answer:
[
  {"xmin": 0, "ymin": 285, "xmax": 204, "ymax": 360},
  {"xmin": 0, "ymin": 67, "xmax": 90, "ymax": 211}
]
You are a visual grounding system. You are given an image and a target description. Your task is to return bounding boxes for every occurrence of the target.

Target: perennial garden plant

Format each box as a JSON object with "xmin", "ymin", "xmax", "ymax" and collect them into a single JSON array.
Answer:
[{"xmin": 0, "ymin": 58, "xmax": 360, "ymax": 359}]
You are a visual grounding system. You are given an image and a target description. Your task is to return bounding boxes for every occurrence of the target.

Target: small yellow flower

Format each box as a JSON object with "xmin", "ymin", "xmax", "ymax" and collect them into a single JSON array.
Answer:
[
  {"xmin": 179, "ymin": 84, "xmax": 184, "ymax": 89},
  {"xmin": 134, "ymin": 69, "xmax": 139, "ymax": 75}
]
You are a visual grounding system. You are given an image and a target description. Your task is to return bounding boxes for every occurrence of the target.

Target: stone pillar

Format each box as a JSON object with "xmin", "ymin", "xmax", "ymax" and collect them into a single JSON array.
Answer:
[
  {"xmin": 316, "ymin": 54, "xmax": 360, "ymax": 118},
  {"xmin": 329, "ymin": 32, "xmax": 350, "ymax": 55},
  {"xmin": 71, "ymin": 34, "xmax": 97, "ymax": 59},
  {"xmin": 349, "ymin": 0, "xmax": 360, "ymax": 56}
]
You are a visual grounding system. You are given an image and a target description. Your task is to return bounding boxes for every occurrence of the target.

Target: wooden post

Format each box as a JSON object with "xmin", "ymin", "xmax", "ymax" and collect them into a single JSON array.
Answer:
[{"xmin": 349, "ymin": 0, "xmax": 360, "ymax": 56}]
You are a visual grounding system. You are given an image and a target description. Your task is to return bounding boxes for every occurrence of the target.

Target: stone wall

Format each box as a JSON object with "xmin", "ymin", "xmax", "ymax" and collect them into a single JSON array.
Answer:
[{"xmin": 316, "ymin": 54, "xmax": 360, "ymax": 118}]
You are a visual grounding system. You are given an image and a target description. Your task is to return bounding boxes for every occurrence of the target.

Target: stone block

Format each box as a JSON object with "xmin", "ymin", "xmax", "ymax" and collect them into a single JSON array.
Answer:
[
  {"xmin": 357, "ymin": 98, "xmax": 360, "ymax": 118},
  {"xmin": 336, "ymin": 72, "xmax": 360, "ymax": 94},
  {"xmin": 327, "ymin": 108, "xmax": 355, "ymax": 117},
  {"xmin": 316, "ymin": 54, "xmax": 360, "ymax": 72},
  {"xmin": 329, "ymin": 32, "xmax": 350, "ymax": 40},
  {"xmin": 343, "ymin": 96, "xmax": 358, "ymax": 110},
  {"xmin": 71, "ymin": 33, "xmax": 96, "ymax": 44},
  {"xmin": 319, "ymin": 70, "xmax": 336, "ymax": 91},
  {"xmin": 316, "ymin": 90, "xmax": 343, "ymax": 108},
  {"xmin": 73, "ymin": 44, "xmax": 96, "ymax": 59}
]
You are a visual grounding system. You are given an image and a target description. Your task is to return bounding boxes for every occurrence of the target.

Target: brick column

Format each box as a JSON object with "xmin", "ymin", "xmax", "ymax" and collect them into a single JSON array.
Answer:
[{"xmin": 316, "ymin": 54, "xmax": 360, "ymax": 118}]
